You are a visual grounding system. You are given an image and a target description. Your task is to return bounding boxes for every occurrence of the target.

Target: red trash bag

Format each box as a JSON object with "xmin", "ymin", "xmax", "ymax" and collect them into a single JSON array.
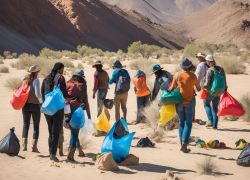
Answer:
[
  {"xmin": 200, "ymin": 89, "xmax": 207, "ymax": 100},
  {"xmin": 10, "ymin": 82, "xmax": 30, "ymax": 110},
  {"xmin": 218, "ymin": 92, "xmax": 245, "ymax": 116}
]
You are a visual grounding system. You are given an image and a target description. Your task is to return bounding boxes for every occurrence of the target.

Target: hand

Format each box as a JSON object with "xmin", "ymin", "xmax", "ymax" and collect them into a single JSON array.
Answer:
[{"xmin": 92, "ymin": 93, "xmax": 96, "ymax": 99}]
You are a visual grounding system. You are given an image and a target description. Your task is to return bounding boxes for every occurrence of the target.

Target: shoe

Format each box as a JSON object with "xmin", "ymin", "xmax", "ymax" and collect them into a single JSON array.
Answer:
[
  {"xmin": 78, "ymin": 146, "xmax": 85, "ymax": 157},
  {"xmin": 180, "ymin": 143, "xmax": 191, "ymax": 153},
  {"xmin": 67, "ymin": 147, "xmax": 76, "ymax": 162},
  {"xmin": 50, "ymin": 154, "xmax": 59, "ymax": 162},
  {"xmin": 206, "ymin": 123, "xmax": 213, "ymax": 127},
  {"xmin": 32, "ymin": 139, "xmax": 40, "ymax": 153},
  {"xmin": 58, "ymin": 144, "xmax": 64, "ymax": 156},
  {"xmin": 22, "ymin": 138, "xmax": 28, "ymax": 151}
]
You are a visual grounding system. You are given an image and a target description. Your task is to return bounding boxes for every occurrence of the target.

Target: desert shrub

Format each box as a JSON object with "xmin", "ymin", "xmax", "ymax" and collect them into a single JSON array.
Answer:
[
  {"xmin": 142, "ymin": 101, "xmax": 160, "ymax": 129},
  {"xmin": 0, "ymin": 55, "xmax": 4, "ymax": 60},
  {"xmin": 0, "ymin": 66, "xmax": 9, "ymax": 73},
  {"xmin": 196, "ymin": 157, "xmax": 218, "ymax": 175},
  {"xmin": 3, "ymin": 51, "xmax": 17, "ymax": 59},
  {"xmin": 240, "ymin": 93, "xmax": 250, "ymax": 121},
  {"xmin": 5, "ymin": 77, "xmax": 22, "ymax": 90},
  {"xmin": 158, "ymin": 57, "xmax": 172, "ymax": 64},
  {"xmin": 39, "ymin": 48, "xmax": 63, "ymax": 59},
  {"xmin": 61, "ymin": 50, "xmax": 80, "ymax": 60},
  {"xmin": 129, "ymin": 58, "xmax": 155, "ymax": 75},
  {"xmin": 77, "ymin": 45, "xmax": 104, "ymax": 57},
  {"xmin": 77, "ymin": 63, "xmax": 84, "ymax": 69},
  {"xmin": 0, "ymin": 59, "xmax": 3, "ymax": 64},
  {"xmin": 215, "ymin": 56, "xmax": 246, "ymax": 74}
]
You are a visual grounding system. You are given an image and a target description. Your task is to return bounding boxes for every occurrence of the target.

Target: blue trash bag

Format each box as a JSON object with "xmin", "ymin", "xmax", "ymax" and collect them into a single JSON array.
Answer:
[
  {"xmin": 41, "ymin": 86, "xmax": 66, "ymax": 116},
  {"xmin": 101, "ymin": 118, "xmax": 135, "ymax": 163},
  {"xmin": 70, "ymin": 107, "xmax": 85, "ymax": 129}
]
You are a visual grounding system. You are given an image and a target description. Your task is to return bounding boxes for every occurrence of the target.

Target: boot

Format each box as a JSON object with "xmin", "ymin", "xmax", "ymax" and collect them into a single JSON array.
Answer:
[
  {"xmin": 50, "ymin": 154, "xmax": 59, "ymax": 162},
  {"xmin": 67, "ymin": 147, "xmax": 76, "ymax": 162},
  {"xmin": 22, "ymin": 138, "xmax": 28, "ymax": 151},
  {"xmin": 32, "ymin": 139, "xmax": 40, "ymax": 153},
  {"xmin": 180, "ymin": 143, "xmax": 191, "ymax": 153},
  {"xmin": 58, "ymin": 144, "xmax": 64, "ymax": 156},
  {"xmin": 78, "ymin": 146, "xmax": 85, "ymax": 157}
]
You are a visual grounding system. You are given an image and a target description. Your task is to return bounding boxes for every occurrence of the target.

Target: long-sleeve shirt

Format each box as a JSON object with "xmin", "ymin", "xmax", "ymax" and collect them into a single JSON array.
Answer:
[
  {"xmin": 195, "ymin": 62, "xmax": 208, "ymax": 88},
  {"xmin": 33, "ymin": 78, "xmax": 42, "ymax": 100},
  {"xmin": 204, "ymin": 66, "xmax": 227, "ymax": 91}
]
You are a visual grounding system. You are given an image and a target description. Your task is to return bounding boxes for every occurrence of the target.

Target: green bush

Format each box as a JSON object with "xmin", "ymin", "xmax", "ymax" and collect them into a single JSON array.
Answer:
[
  {"xmin": 215, "ymin": 56, "xmax": 246, "ymax": 74},
  {"xmin": 77, "ymin": 45, "xmax": 104, "ymax": 57},
  {"xmin": 5, "ymin": 78, "xmax": 22, "ymax": 90},
  {"xmin": 0, "ymin": 66, "xmax": 9, "ymax": 73}
]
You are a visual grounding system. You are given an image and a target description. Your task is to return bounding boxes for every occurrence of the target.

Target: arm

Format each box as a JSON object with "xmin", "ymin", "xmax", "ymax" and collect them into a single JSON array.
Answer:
[
  {"xmin": 223, "ymin": 68, "xmax": 228, "ymax": 91},
  {"xmin": 109, "ymin": 70, "xmax": 117, "ymax": 85},
  {"xmin": 58, "ymin": 76, "xmax": 69, "ymax": 99},
  {"xmin": 82, "ymin": 84, "xmax": 91, "ymax": 119},
  {"xmin": 168, "ymin": 74, "xmax": 177, "ymax": 91},
  {"xmin": 195, "ymin": 63, "xmax": 203, "ymax": 85},
  {"xmin": 93, "ymin": 72, "xmax": 99, "ymax": 98},
  {"xmin": 33, "ymin": 79, "xmax": 42, "ymax": 100},
  {"xmin": 194, "ymin": 77, "xmax": 201, "ymax": 92},
  {"xmin": 204, "ymin": 69, "xmax": 213, "ymax": 90}
]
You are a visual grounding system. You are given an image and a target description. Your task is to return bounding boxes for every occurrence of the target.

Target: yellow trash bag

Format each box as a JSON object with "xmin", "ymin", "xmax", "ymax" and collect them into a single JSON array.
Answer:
[
  {"xmin": 157, "ymin": 104, "xmax": 176, "ymax": 127},
  {"xmin": 93, "ymin": 109, "xmax": 111, "ymax": 132}
]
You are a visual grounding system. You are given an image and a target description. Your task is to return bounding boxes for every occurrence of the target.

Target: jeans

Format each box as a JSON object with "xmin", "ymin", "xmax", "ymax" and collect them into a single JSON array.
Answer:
[
  {"xmin": 69, "ymin": 127, "xmax": 80, "ymax": 148},
  {"xmin": 45, "ymin": 109, "xmax": 64, "ymax": 155},
  {"xmin": 22, "ymin": 103, "xmax": 41, "ymax": 139},
  {"xmin": 97, "ymin": 88, "xmax": 108, "ymax": 116},
  {"xmin": 136, "ymin": 95, "xmax": 150, "ymax": 122},
  {"xmin": 203, "ymin": 94, "xmax": 220, "ymax": 128},
  {"xmin": 114, "ymin": 92, "xmax": 128, "ymax": 121},
  {"xmin": 176, "ymin": 98, "xmax": 195, "ymax": 144}
]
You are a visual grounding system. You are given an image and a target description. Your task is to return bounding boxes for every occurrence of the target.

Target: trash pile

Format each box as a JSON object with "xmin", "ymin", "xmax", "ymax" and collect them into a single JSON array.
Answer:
[{"xmin": 195, "ymin": 139, "xmax": 227, "ymax": 149}]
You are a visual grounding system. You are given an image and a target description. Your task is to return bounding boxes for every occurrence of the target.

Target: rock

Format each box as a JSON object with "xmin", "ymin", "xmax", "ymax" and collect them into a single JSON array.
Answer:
[
  {"xmin": 119, "ymin": 154, "xmax": 139, "ymax": 166},
  {"xmin": 95, "ymin": 153, "xmax": 119, "ymax": 171}
]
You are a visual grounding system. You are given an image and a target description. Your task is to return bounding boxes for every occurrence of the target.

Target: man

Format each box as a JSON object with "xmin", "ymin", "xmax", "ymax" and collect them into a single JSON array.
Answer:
[
  {"xmin": 151, "ymin": 64, "xmax": 172, "ymax": 101},
  {"xmin": 109, "ymin": 60, "xmax": 130, "ymax": 121},
  {"xmin": 204, "ymin": 55, "xmax": 227, "ymax": 129},
  {"xmin": 92, "ymin": 60, "xmax": 109, "ymax": 116},
  {"xmin": 195, "ymin": 52, "xmax": 208, "ymax": 88}
]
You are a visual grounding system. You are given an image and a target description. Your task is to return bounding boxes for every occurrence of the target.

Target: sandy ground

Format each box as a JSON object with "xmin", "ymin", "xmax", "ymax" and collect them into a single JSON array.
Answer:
[{"xmin": 0, "ymin": 59, "xmax": 250, "ymax": 180}]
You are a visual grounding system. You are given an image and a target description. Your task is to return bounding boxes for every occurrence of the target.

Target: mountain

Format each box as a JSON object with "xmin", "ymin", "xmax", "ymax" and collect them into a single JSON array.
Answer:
[
  {"xmin": 0, "ymin": 0, "xmax": 187, "ymax": 54},
  {"xmin": 101, "ymin": 0, "xmax": 217, "ymax": 24},
  {"xmin": 173, "ymin": 0, "xmax": 250, "ymax": 46}
]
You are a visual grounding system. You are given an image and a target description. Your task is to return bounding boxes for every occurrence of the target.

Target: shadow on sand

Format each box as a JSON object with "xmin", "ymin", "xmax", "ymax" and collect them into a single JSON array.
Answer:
[
  {"xmin": 190, "ymin": 152, "xmax": 217, "ymax": 158},
  {"xmin": 218, "ymin": 128, "xmax": 250, "ymax": 133}
]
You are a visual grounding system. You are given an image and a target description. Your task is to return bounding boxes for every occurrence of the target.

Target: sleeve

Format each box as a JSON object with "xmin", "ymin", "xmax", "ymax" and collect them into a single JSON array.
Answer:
[
  {"xmin": 80, "ymin": 84, "xmax": 91, "ymax": 118},
  {"xmin": 58, "ymin": 76, "xmax": 69, "ymax": 98},
  {"xmin": 204, "ymin": 69, "xmax": 213, "ymax": 90},
  {"xmin": 195, "ymin": 63, "xmax": 203, "ymax": 85},
  {"xmin": 33, "ymin": 79, "xmax": 42, "ymax": 100},
  {"xmin": 222, "ymin": 68, "xmax": 228, "ymax": 89},
  {"xmin": 93, "ymin": 71, "xmax": 99, "ymax": 92},
  {"xmin": 109, "ymin": 70, "xmax": 117, "ymax": 84}
]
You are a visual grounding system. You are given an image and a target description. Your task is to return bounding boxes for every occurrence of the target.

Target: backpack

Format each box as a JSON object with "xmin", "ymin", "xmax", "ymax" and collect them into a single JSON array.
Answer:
[
  {"xmin": 237, "ymin": 143, "xmax": 250, "ymax": 167},
  {"xmin": 136, "ymin": 137, "xmax": 155, "ymax": 148},
  {"xmin": 0, "ymin": 128, "xmax": 20, "ymax": 156},
  {"xmin": 115, "ymin": 69, "xmax": 131, "ymax": 94},
  {"xmin": 210, "ymin": 67, "xmax": 226, "ymax": 96}
]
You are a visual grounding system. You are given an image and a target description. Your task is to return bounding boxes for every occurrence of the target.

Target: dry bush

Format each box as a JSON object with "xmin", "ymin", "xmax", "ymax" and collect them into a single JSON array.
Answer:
[
  {"xmin": 129, "ymin": 58, "xmax": 155, "ymax": 75},
  {"xmin": 240, "ymin": 93, "xmax": 250, "ymax": 121},
  {"xmin": 0, "ymin": 59, "xmax": 3, "ymax": 64},
  {"xmin": 0, "ymin": 55, "xmax": 4, "ymax": 60},
  {"xmin": 142, "ymin": 100, "xmax": 160, "ymax": 129},
  {"xmin": 216, "ymin": 56, "xmax": 246, "ymax": 74},
  {"xmin": 196, "ymin": 157, "xmax": 218, "ymax": 175},
  {"xmin": 77, "ymin": 63, "xmax": 84, "ymax": 69},
  {"xmin": 3, "ymin": 51, "xmax": 17, "ymax": 59},
  {"xmin": 79, "ymin": 136, "xmax": 92, "ymax": 150},
  {"xmin": 5, "ymin": 77, "xmax": 22, "ymax": 90},
  {"xmin": 0, "ymin": 66, "xmax": 9, "ymax": 73}
]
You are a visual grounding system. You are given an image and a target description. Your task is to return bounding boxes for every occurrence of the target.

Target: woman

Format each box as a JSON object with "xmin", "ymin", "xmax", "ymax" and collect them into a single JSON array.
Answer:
[
  {"xmin": 66, "ymin": 69, "xmax": 91, "ymax": 161},
  {"xmin": 22, "ymin": 65, "xmax": 41, "ymax": 152},
  {"xmin": 169, "ymin": 57, "xmax": 201, "ymax": 153},
  {"xmin": 133, "ymin": 70, "xmax": 151, "ymax": 124},
  {"xmin": 41, "ymin": 62, "xmax": 68, "ymax": 162}
]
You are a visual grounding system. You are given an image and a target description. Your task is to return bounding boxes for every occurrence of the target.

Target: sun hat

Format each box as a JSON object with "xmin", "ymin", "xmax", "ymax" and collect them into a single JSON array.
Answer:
[
  {"xmin": 196, "ymin": 52, "xmax": 206, "ymax": 58},
  {"xmin": 152, "ymin": 64, "xmax": 163, "ymax": 74},
  {"xmin": 73, "ymin": 69, "xmax": 85, "ymax": 77},
  {"xmin": 112, "ymin": 60, "xmax": 124, "ymax": 68},
  {"xmin": 28, "ymin": 65, "xmax": 40, "ymax": 73},
  {"xmin": 92, "ymin": 60, "xmax": 103, "ymax": 68},
  {"xmin": 135, "ymin": 70, "xmax": 145, "ymax": 78},
  {"xmin": 180, "ymin": 57, "xmax": 193, "ymax": 70},
  {"xmin": 205, "ymin": 54, "xmax": 215, "ymax": 62}
]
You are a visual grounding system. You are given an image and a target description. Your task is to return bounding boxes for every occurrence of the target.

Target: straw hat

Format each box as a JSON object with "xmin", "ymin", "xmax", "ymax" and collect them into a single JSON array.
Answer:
[
  {"xmin": 205, "ymin": 54, "xmax": 215, "ymax": 62},
  {"xmin": 92, "ymin": 60, "xmax": 103, "ymax": 68},
  {"xmin": 196, "ymin": 52, "xmax": 206, "ymax": 58},
  {"xmin": 28, "ymin": 65, "xmax": 40, "ymax": 73}
]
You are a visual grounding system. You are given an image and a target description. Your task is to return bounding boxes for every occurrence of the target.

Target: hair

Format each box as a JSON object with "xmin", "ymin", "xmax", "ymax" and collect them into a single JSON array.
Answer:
[
  {"xmin": 70, "ymin": 75, "xmax": 85, "ymax": 83},
  {"xmin": 47, "ymin": 62, "xmax": 64, "ymax": 88}
]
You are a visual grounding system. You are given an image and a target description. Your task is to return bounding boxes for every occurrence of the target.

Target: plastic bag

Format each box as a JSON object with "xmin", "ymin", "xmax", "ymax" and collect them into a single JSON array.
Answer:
[
  {"xmin": 160, "ymin": 88, "xmax": 183, "ymax": 104},
  {"xmin": 93, "ymin": 109, "xmax": 111, "ymax": 133},
  {"xmin": 200, "ymin": 89, "xmax": 207, "ymax": 100},
  {"xmin": 81, "ymin": 118, "xmax": 95, "ymax": 135},
  {"xmin": 0, "ymin": 127, "xmax": 20, "ymax": 156},
  {"xmin": 237, "ymin": 143, "xmax": 250, "ymax": 167},
  {"xmin": 157, "ymin": 104, "xmax": 176, "ymax": 126},
  {"xmin": 70, "ymin": 107, "xmax": 85, "ymax": 129},
  {"xmin": 113, "ymin": 120, "xmax": 129, "ymax": 138},
  {"xmin": 10, "ymin": 82, "xmax": 30, "ymax": 110},
  {"xmin": 101, "ymin": 118, "xmax": 135, "ymax": 163},
  {"xmin": 218, "ymin": 92, "xmax": 245, "ymax": 116},
  {"xmin": 41, "ymin": 86, "xmax": 66, "ymax": 116},
  {"xmin": 64, "ymin": 103, "xmax": 71, "ymax": 114}
]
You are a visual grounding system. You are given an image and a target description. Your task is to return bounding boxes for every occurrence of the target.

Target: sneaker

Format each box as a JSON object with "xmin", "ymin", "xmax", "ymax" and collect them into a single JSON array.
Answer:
[
  {"xmin": 50, "ymin": 154, "xmax": 59, "ymax": 162},
  {"xmin": 206, "ymin": 123, "xmax": 213, "ymax": 127}
]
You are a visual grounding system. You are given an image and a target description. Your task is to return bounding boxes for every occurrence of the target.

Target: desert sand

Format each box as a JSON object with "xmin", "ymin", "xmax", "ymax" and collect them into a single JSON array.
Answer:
[{"xmin": 0, "ymin": 59, "xmax": 250, "ymax": 180}]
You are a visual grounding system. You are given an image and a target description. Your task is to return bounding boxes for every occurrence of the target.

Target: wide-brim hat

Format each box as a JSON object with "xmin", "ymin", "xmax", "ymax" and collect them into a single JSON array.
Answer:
[
  {"xmin": 92, "ymin": 60, "xmax": 103, "ymax": 68},
  {"xmin": 73, "ymin": 69, "xmax": 85, "ymax": 77},
  {"xmin": 152, "ymin": 64, "xmax": 163, "ymax": 74},
  {"xmin": 28, "ymin": 65, "xmax": 40, "ymax": 73},
  {"xmin": 205, "ymin": 54, "xmax": 215, "ymax": 62},
  {"xmin": 180, "ymin": 57, "xmax": 193, "ymax": 70},
  {"xmin": 196, "ymin": 52, "xmax": 206, "ymax": 58},
  {"xmin": 112, "ymin": 60, "xmax": 125, "ymax": 68}
]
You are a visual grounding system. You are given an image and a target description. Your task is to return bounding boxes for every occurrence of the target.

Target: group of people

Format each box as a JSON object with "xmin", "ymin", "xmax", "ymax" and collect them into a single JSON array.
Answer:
[{"xmin": 20, "ymin": 52, "xmax": 227, "ymax": 163}]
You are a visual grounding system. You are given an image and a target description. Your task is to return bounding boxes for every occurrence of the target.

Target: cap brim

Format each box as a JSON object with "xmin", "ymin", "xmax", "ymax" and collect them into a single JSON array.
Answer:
[
  {"xmin": 92, "ymin": 63, "xmax": 103, "ymax": 67},
  {"xmin": 151, "ymin": 68, "xmax": 163, "ymax": 74}
]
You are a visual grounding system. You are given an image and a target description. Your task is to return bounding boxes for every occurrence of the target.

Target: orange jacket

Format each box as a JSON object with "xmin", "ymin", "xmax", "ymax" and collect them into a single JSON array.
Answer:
[{"xmin": 133, "ymin": 75, "xmax": 150, "ymax": 97}]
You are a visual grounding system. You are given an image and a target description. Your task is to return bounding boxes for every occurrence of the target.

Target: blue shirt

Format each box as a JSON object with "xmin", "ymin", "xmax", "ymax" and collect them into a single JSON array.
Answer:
[{"xmin": 109, "ymin": 68, "xmax": 130, "ymax": 85}]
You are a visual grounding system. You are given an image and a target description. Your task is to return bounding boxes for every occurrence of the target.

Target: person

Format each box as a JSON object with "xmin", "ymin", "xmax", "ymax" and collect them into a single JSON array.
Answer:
[
  {"xmin": 132, "ymin": 70, "xmax": 151, "ymax": 124},
  {"xmin": 22, "ymin": 65, "xmax": 41, "ymax": 153},
  {"xmin": 92, "ymin": 60, "xmax": 109, "ymax": 116},
  {"xmin": 41, "ymin": 62, "xmax": 69, "ymax": 162},
  {"xmin": 203, "ymin": 55, "xmax": 227, "ymax": 129},
  {"xmin": 109, "ymin": 60, "xmax": 130, "ymax": 121},
  {"xmin": 195, "ymin": 52, "xmax": 208, "ymax": 88},
  {"xmin": 66, "ymin": 69, "xmax": 91, "ymax": 161},
  {"xmin": 169, "ymin": 57, "xmax": 201, "ymax": 153},
  {"xmin": 151, "ymin": 64, "xmax": 172, "ymax": 101}
]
